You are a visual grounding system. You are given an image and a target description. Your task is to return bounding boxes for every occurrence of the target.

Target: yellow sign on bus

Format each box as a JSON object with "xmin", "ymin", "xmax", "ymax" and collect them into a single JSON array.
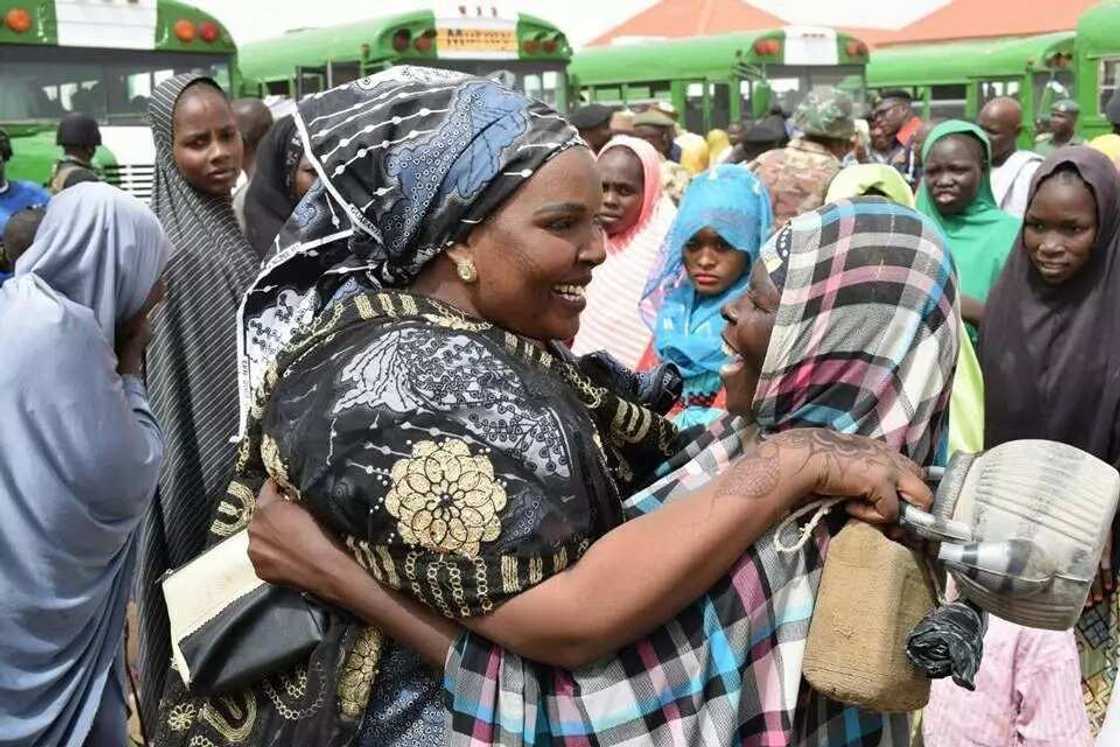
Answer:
[{"xmin": 437, "ymin": 27, "xmax": 517, "ymax": 55}]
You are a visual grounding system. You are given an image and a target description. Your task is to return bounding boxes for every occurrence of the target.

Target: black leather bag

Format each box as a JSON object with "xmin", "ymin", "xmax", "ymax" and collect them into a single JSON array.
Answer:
[{"xmin": 162, "ymin": 529, "xmax": 328, "ymax": 695}]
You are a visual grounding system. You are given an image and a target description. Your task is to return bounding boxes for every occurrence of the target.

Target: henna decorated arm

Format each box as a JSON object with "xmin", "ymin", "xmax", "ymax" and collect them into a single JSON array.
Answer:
[
  {"xmin": 460, "ymin": 428, "xmax": 930, "ymax": 667},
  {"xmin": 249, "ymin": 429, "xmax": 931, "ymax": 670}
]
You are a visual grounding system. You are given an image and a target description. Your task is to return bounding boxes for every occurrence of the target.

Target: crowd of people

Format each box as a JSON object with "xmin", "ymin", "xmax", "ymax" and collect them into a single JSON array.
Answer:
[{"xmin": 1, "ymin": 63, "xmax": 1119, "ymax": 747}]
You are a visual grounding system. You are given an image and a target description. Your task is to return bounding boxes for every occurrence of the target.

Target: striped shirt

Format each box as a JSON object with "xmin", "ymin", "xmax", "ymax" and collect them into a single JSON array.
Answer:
[{"xmin": 923, "ymin": 614, "xmax": 1092, "ymax": 746}]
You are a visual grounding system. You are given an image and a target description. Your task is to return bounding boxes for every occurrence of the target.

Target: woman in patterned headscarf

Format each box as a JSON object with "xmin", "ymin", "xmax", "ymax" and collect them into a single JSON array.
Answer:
[
  {"xmin": 136, "ymin": 73, "xmax": 261, "ymax": 729},
  {"xmin": 155, "ymin": 68, "xmax": 933, "ymax": 747}
]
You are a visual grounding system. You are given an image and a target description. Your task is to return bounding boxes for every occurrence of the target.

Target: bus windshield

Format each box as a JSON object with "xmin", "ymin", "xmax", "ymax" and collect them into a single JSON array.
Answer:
[{"xmin": 0, "ymin": 47, "xmax": 232, "ymax": 125}]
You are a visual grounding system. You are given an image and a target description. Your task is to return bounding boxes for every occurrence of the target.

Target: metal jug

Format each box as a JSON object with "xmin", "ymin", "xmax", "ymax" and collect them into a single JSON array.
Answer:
[{"xmin": 904, "ymin": 439, "xmax": 1120, "ymax": 630}]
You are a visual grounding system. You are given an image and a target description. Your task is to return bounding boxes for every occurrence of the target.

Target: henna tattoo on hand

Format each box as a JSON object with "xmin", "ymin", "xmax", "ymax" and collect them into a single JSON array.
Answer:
[
  {"xmin": 717, "ymin": 440, "xmax": 781, "ymax": 501},
  {"xmin": 773, "ymin": 429, "xmax": 915, "ymax": 495}
]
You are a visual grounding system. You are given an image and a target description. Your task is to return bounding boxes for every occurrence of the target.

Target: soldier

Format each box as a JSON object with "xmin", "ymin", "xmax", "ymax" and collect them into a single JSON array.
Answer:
[
  {"xmin": 50, "ymin": 113, "xmax": 101, "ymax": 193},
  {"xmin": 749, "ymin": 88, "xmax": 854, "ymax": 229},
  {"xmin": 1034, "ymin": 99, "xmax": 1084, "ymax": 157}
]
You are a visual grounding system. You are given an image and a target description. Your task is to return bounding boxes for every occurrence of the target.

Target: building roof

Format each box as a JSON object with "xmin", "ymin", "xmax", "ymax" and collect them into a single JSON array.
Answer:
[
  {"xmin": 587, "ymin": 0, "xmax": 784, "ymax": 47},
  {"xmin": 587, "ymin": 0, "xmax": 1104, "ymax": 50},
  {"xmin": 869, "ymin": 0, "xmax": 1101, "ymax": 46}
]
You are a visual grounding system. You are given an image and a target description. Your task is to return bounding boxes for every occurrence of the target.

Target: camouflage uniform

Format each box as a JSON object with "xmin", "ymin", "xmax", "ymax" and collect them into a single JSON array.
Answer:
[
  {"xmin": 749, "ymin": 89, "xmax": 853, "ymax": 229},
  {"xmin": 660, "ymin": 159, "xmax": 692, "ymax": 205}
]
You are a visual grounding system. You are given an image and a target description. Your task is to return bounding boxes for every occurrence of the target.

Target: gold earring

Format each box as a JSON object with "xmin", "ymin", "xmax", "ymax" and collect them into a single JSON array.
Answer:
[{"xmin": 456, "ymin": 259, "xmax": 478, "ymax": 283}]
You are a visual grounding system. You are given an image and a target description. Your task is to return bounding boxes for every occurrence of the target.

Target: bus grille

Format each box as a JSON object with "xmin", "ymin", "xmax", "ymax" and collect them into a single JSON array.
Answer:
[{"xmin": 102, "ymin": 163, "xmax": 156, "ymax": 203}]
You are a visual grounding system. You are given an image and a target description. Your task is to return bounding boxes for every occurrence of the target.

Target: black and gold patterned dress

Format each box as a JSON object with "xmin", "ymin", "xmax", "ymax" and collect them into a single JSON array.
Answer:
[{"xmin": 154, "ymin": 289, "xmax": 678, "ymax": 746}]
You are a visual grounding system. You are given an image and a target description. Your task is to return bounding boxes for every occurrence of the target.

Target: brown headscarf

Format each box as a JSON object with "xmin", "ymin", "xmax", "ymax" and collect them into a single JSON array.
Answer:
[{"xmin": 980, "ymin": 146, "xmax": 1120, "ymax": 465}]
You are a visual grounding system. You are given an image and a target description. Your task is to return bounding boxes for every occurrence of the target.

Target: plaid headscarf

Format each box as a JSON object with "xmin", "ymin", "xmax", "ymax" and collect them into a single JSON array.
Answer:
[
  {"xmin": 444, "ymin": 197, "xmax": 960, "ymax": 745},
  {"xmin": 754, "ymin": 196, "xmax": 959, "ymax": 467}
]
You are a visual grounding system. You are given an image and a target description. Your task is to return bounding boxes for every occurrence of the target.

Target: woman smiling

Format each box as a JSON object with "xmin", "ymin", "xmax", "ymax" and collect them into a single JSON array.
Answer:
[{"xmin": 153, "ymin": 70, "xmax": 935, "ymax": 747}]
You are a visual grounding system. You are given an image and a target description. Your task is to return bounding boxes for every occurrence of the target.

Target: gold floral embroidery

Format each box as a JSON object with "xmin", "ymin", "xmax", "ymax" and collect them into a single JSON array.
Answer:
[
  {"xmin": 385, "ymin": 439, "xmax": 507, "ymax": 557},
  {"xmin": 338, "ymin": 626, "xmax": 383, "ymax": 719},
  {"xmin": 210, "ymin": 480, "xmax": 256, "ymax": 537},
  {"xmin": 198, "ymin": 694, "xmax": 256, "ymax": 742},
  {"xmin": 167, "ymin": 702, "xmax": 196, "ymax": 732},
  {"xmin": 261, "ymin": 434, "xmax": 297, "ymax": 496}
]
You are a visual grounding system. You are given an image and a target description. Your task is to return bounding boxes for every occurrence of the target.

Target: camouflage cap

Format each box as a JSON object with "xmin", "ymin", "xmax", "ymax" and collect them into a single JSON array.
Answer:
[
  {"xmin": 793, "ymin": 88, "xmax": 855, "ymax": 140},
  {"xmin": 1052, "ymin": 98, "xmax": 1080, "ymax": 115}
]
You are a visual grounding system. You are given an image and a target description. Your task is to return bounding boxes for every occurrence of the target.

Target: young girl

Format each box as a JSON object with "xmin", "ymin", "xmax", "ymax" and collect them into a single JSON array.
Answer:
[{"xmin": 642, "ymin": 164, "xmax": 772, "ymax": 427}]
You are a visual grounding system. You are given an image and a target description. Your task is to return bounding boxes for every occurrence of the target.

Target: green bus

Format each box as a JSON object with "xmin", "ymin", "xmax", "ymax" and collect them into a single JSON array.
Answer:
[
  {"xmin": 1075, "ymin": 0, "xmax": 1120, "ymax": 139},
  {"xmin": 569, "ymin": 27, "xmax": 870, "ymax": 134},
  {"xmin": 866, "ymin": 32, "xmax": 1075, "ymax": 149},
  {"xmin": 1, "ymin": 0, "xmax": 237, "ymax": 199},
  {"xmin": 239, "ymin": 6, "xmax": 571, "ymax": 112}
]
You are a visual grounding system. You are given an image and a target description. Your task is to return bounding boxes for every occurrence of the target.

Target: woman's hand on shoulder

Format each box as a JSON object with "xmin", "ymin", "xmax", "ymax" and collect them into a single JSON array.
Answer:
[
  {"xmin": 738, "ymin": 428, "xmax": 933, "ymax": 524},
  {"xmin": 247, "ymin": 480, "xmax": 353, "ymax": 605}
]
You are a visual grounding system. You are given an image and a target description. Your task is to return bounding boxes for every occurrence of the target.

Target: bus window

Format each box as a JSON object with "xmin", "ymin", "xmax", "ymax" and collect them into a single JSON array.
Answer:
[
  {"xmin": 978, "ymin": 79, "xmax": 1020, "ymax": 106},
  {"xmin": 650, "ymin": 81, "xmax": 671, "ymax": 104},
  {"xmin": 524, "ymin": 74, "xmax": 542, "ymax": 100},
  {"xmin": 930, "ymin": 84, "xmax": 967, "ymax": 119},
  {"xmin": 709, "ymin": 82, "xmax": 731, "ymax": 130},
  {"xmin": 1, "ymin": 51, "xmax": 231, "ymax": 124},
  {"xmin": 1032, "ymin": 71, "xmax": 1073, "ymax": 115},
  {"xmin": 739, "ymin": 80, "xmax": 753, "ymax": 121},
  {"xmin": 591, "ymin": 85, "xmax": 622, "ymax": 105},
  {"xmin": 685, "ymin": 81, "xmax": 705, "ymax": 133},
  {"xmin": 767, "ymin": 78, "xmax": 802, "ymax": 116},
  {"xmin": 626, "ymin": 84, "xmax": 652, "ymax": 103},
  {"xmin": 265, "ymin": 80, "xmax": 289, "ymax": 96},
  {"xmin": 328, "ymin": 62, "xmax": 361, "ymax": 87},
  {"xmin": 1099, "ymin": 59, "xmax": 1120, "ymax": 115}
]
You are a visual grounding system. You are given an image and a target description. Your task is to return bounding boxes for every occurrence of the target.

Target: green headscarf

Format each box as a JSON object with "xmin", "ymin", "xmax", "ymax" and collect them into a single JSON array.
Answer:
[
  {"xmin": 915, "ymin": 121, "xmax": 1021, "ymax": 328},
  {"xmin": 826, "ymin": 163, "xmax": 915, "ymax": 208}
]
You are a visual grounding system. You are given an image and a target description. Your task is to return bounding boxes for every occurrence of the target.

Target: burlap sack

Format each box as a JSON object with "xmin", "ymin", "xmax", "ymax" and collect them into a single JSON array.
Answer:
[{"xmin": 803, "ymin": 521, "xmax": 937, "ymax": 712}]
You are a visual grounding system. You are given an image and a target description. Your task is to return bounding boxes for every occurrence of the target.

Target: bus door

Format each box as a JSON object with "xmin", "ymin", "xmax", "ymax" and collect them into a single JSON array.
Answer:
[
  {"xmin": 681, "ymin": 80, "xmax": 707, "ymax": 134},
  {"xmin": 708, "ymin": 81, "xmax": 732, "ymax": 130}
]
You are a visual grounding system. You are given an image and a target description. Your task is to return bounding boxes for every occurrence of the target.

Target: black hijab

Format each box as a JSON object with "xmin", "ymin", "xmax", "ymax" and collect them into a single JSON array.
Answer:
[
  {"xmin": 980, "ymin": 146, "xmax": 1120, "ymax": 465},
  {"xmin": 243, "ymin": 114, "xmax": 304, "ymax": 257}
]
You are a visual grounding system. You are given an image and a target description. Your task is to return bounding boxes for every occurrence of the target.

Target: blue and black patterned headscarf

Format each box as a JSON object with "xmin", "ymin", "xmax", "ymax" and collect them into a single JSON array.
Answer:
[{"xmin": 237, "ymin": 66, "xmax": 583, "ymax": 429}]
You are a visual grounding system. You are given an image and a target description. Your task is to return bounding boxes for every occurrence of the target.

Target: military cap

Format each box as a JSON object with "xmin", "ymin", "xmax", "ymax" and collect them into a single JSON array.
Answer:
[
  {"xmin": 1051, "ymin": 98, "xmax": 1080, "ymax": 116},
  {"xmin": 569, "ymin": 104, "xmax": 614, "ymax": 129},
  {"xmin": 792, "ymin": 88, "xmax": 855, "ymax": 140}
]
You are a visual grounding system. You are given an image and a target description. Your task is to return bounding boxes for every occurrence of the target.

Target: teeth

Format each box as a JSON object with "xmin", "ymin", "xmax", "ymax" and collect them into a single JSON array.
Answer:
[
  {"xmin": 721, "ymin": 340, "xmax": 737, "ymax": 357},
  {"xmin": 553, "ymin": 284, "xmax": 586, "ymax": 297}
]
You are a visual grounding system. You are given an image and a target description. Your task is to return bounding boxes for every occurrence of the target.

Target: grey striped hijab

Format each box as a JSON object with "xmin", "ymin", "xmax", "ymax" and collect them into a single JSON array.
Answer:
[{"xmin": 136, "ymin": 73, "xmax": 260, "ymax": 722}]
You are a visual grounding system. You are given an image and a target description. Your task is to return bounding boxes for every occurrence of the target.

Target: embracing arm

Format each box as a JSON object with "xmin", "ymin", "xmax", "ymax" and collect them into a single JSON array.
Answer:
[{"xmin": 250, "ymin": 429, "xmax": 930, "ymax": 670}]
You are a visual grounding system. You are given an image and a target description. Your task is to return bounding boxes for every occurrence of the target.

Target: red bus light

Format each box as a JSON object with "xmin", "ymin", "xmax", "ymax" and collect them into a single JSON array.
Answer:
[
  {"xmin": 392, "ymin": 29, "xmax": 411, "ymax": 53},
  {"xmin": 173, "ymin": 19, "xmax": 196, "ymax": 43},
  {"xmin": 5, "ymin": 7, "xmax": 31, "ymax": 33},
  {"xmin": 199, "ymin": 21, "xmax": 219, "ymax": 43}
]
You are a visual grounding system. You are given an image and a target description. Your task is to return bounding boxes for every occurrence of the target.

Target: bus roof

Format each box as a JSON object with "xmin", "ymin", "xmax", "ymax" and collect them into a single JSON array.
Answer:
[
  {"xmin": 0, "ymin": 0, "xmax": 235, "ymax": 54},
  {"xmin": 570, "ymin": 27, "xmax": 866, "ymax": 85},
  {"xmin": 1075, "ymin": 0, "xmax": 1120, "ymax": 54},
  {"xmin": 240, "ymin": 9, "xmax": 570, "ymax": 84},
  {"xmin": 868, "ymin": 31, "xmax": 1075, "ymax": 87}
]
